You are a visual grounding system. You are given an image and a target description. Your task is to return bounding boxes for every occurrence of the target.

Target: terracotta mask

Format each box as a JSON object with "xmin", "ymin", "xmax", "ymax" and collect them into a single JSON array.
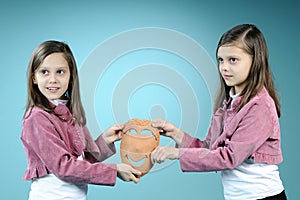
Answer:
[{"xmin": 120, "ymin": 118, "xmax": 160, "ymax": 176}]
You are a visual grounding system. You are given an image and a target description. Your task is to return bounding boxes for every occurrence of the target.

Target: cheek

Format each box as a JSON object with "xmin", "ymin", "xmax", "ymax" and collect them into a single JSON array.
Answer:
[
  {"xmin": 243, "ymin": 66, "xmax": 252, "ymax": 80},
  {"xmin": 61, "ymin": 80, "xmax": 70, "ymax": 88},
  {"xmin": 35, "ymin": 82, "xmax": 46, "ymax": 96},
  {"xmin": 62, "ymin": 75, "xmax": 71, "ymax": 86},
  {"xmin": 57, "ymin": 76, "xmax": 70, "ymax": 87},
  {"xmin": 34, "ymin": 77, "xmax": 44, "ymax": 87}
]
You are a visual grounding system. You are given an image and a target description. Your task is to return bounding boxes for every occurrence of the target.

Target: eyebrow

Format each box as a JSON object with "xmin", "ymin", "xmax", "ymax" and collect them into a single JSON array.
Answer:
[
  {"xmin": 55, "ymin": 66, "xmax": 69, "ymax": 69},
  {"xmin": 39, "ymin": 65, "xmax": 68, "ymax": 69}
]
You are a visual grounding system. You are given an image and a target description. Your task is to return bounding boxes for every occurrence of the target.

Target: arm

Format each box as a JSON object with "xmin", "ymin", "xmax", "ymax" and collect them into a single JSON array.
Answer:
[
  {"xmin": 151, "ymin": 119, "xmax": 207, "ymax": 148},
  {"xmin": 22, "ymin": 111, "xmax": 117, "ymax": 185},
  {"xmin": 180, "ymin": 132, "xmax": 207, "ymax": 148},
  {"xmin": 151, "ymin": 119, "xmax": 208, "ymax": 164},
  {"xmin": 180, "ymin": 102, "xmax": 278, "ymax": 172},
  {"xmin": 83, "ymin": 124, "xmax": 141, "ymax": 182},
  {"xmin": 82, "ymin": 126, "xmax": 117, "ymax": 163}
]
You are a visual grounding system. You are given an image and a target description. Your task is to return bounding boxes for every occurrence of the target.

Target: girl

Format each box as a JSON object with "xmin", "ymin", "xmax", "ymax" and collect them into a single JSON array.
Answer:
[
  {"xmin": 21, "ymin": 40, "xmax": 141, "ymax": 200},
  {"xmin": 151, "ymin": 24, "xmax": 287, "ymax": 199}
]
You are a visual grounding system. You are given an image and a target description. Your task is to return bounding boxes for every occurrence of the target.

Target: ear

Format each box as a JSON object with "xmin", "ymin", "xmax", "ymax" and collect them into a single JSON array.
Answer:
[{"xmin": 32, "ymin": 75, "xmax": 37, "ymax": 84}]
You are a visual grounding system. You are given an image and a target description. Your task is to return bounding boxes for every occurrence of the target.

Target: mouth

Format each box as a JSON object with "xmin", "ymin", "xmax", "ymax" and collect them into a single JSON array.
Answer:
[
  {"xmin": 47, "ymin": 87, "xmax": 60, "ymax": 93},
  {"xmin": 126, "ymin": 154, "xmax": 147, "ymax": 167},
  {"xmin": 223, "ymin": 75, "xmax": 233, "ymax": 79}
]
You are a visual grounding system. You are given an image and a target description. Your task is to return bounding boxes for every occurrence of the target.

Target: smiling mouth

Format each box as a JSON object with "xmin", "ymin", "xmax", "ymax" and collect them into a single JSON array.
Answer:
[
  {"xmin": 125, "ymin": 154, "xmax": 146, "ymax": 167},
  {"xmin": 47, "ymin": 87, "xmax": 60, "ymax": 92}
]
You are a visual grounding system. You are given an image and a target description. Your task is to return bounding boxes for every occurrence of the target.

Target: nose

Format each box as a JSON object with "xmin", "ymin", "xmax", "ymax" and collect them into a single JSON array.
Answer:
[
  {"xmin": 219, "ymin": 62, "xmax": 229, "ymax": 71},
  {"xmin": 48, "ymin": 73, "xmax": 58, "ymax": 84}
]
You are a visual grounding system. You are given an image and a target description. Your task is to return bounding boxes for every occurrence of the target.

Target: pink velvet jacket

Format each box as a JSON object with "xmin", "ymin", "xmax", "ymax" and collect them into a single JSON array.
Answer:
[
  {"xmin": 179, "ymin": 87, "xmax": 283, "ymax": 172},
  {"xmin": 21, "ymin": 104, "xmax": 117, "ymax": 186}
]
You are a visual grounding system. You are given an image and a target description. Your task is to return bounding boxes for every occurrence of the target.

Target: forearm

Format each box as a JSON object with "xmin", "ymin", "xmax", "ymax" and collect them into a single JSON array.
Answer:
[
  {"xmin": 171, "ymin": 128, "xmax": 185, "ymax": 146},
  {"xmin": 178, "ymin": 132, "xmax": 206, "ymax": 148},
  {"xmin": 93, "ymin": 134, "xmax": 116, "ymax": 161},
  {"xmin": 54, "ymin": 156, "xmax": 117, "ymax": 185},
  {"xmin": 179, "ymin": 146, "xmax": 236, "ymax": 172},
  {"xmin": 83, "ymin": 126, "xmax": 116, "ymax": 162}
]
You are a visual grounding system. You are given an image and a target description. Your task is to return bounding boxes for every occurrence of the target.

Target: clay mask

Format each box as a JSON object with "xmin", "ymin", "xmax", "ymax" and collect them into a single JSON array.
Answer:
[{"xmin": 120, "ymin": 118, "xmax": 160, "ymax": 176}]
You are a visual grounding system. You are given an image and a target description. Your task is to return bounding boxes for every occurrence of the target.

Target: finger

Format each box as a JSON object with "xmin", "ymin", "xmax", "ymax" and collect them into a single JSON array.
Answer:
[
  {"xmin": 151, "ymin": 147, "xmax": 164, "ymax": 163},
  {"xmin": 117, "ymin": 123, "xmax": 125, "ymax": 130},
  {"xmin": 159, "ymin": 129, "xmax": 167, "ymax": 134},
  {"xmin": 130, "ymin": 167, "xmax": 142, "ymax": 177},
  {"xmin": 129, "ymin": 167, "xmax": 142, "ymax": 183},
  {"xmin": 117, "ymin": 131, "xmax": 122, "ymax": 139},
  {"xmin": 131, "ymin": 175, "xmax": 140, "ymax": 183},
  {"xmin": 155, "ymin": 150, "xmax": 165, "ymax": 164},
  {"xmin": 151, "ymin": 118, "xmax": 165, "ymax": 128},
  {"xmin": 112, "ymin": 123, "xmax": 124, "ymax": 131},
  {"xmin": 151, "ymin": 149, "xmax": 157, "ymax": 164},
  {"xmin": 161, "ymin": 120, "xmax": 166, "ymax": 129}
]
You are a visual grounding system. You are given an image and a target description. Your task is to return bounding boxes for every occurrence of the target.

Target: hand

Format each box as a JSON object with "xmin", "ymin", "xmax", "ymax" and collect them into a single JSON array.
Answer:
[
  {"xmin": 152, "ymin": 119, "xmax": 184, "ymax": 145},
  {"xmin": 151, "ymin": 146, "xmax": 179, "ymax": 164},
  {"xmin": 102, "ymin": 123, "xmax": 124, "ymax": 144},
  {"xmin": 116, "ymin": 163, "xmax": 141, "ymax": 183}
]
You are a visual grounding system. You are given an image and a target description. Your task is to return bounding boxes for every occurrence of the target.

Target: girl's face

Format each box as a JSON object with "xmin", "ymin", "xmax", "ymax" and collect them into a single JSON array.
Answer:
[
  {"xmin": 33, "ymin": 53, "xmax": 70, "ymax": 100},
  {"xmin": 217, "ymin": 45, "xmax": 252, "ymax": 94}
]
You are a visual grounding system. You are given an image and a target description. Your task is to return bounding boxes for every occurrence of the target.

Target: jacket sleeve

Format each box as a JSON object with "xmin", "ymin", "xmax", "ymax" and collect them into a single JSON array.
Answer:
[
  {"xmin": 22, "ymin": 111, "xmax": 117, "ymax": 185},
  {"xmin": 179, "ymin": 100, "xmax": 280, "ymax": 172},
  {"xmin": 180, "ymin": 133, "xmax": 207, "ymax": 148},
  {"xmin": 82, "ymin": 126, "xmax": 116, "ymax": 163}
]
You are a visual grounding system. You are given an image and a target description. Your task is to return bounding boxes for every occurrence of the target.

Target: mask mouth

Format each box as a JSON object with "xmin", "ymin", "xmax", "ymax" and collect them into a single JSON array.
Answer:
[{"xmin": 125, "ymin": 154, "xmax": 147, "ymax": 167}]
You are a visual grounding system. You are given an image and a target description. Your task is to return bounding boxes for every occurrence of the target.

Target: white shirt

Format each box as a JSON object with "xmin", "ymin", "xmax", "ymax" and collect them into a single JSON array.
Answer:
[
  {"xmin": 29, "ymin": 174, "xmax": 87, "ymax": 200},
  {"xmin": 222, "ymin": 159, "xmax": 284, "ymax": 200}
]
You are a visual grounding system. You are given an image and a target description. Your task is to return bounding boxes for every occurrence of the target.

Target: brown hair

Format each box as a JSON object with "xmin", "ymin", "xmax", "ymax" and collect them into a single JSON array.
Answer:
[
  {"xmin": 214, "ymin": 24, "xmax": 281, "ymax": 117},
  {"xmin": 25, "ymin": 40, "xmax": 86, "ymax": 125}
]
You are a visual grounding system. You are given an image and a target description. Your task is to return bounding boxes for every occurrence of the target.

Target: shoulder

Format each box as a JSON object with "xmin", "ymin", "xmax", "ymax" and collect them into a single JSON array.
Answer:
[
  {"xmin": 241, "ymin": 87, "xmax": 278, "ymax": 120},
  {"xmin": 252, "ymin": 87, "xmax": 276, "ymax": 111},
  {"xmin": 23, "ymin": 106, "xmax": 55, "ymax": 126},
  {"xmin": 24, "ymin": 106, "xmax": 50, "ymax": 119},
  {"xmin": 21, "ymin": 107, "xmax": 57, "ymax": 141}
]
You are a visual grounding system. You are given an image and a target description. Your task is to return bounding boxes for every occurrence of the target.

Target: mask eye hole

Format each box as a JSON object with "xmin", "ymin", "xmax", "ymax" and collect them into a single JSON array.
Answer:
[
  {"xmin": 128, "ymin": 129, "xmax": 137, "ymax": 134},
  {"xmin": 140, "ymin": 129, "xmax": 153, "ymax": 136},
  {"xmin": 141, "ymin": 129, "xmax": 157, "ymax": 140}
]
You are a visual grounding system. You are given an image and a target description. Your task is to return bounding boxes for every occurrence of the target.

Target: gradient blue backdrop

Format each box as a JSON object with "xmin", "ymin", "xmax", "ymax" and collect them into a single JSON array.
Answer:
[{"xmin": 0, "ymin": 0, "xmax": 299, "ymax": 199}]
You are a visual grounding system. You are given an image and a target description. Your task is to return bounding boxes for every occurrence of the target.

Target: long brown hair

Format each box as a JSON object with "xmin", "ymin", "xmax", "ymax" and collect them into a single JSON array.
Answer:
[
  {"xmin": 25, "ymin": 40, "xmax": 86, "ymax": 125},
  {"xmin": 214, "ymin": 24, "xmax": 281, "ymax": 117}
]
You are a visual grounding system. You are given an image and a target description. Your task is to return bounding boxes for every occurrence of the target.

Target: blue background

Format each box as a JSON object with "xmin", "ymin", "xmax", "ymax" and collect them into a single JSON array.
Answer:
[{"xmin": 1, "ymin": 0, "xmax": 299, "ymax": 199}]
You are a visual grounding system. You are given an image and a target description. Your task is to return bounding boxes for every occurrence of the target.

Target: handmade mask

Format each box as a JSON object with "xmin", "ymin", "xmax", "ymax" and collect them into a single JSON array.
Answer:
[{"xmin": 120, "ymin": 118, "xmax": 160, "ymax": 177}]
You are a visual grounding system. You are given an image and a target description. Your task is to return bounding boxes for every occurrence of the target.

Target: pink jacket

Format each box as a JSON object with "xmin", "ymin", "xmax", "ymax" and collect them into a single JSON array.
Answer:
[
  {"xmin": 179, "ymin": 87, "xmax": 283, "ymax": 172},
  {"xmin": 21, "ymin": 104, "xmax": 117, "ymax": 186}
]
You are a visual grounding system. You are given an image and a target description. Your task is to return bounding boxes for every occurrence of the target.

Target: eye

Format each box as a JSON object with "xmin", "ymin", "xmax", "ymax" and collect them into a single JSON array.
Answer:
[
  {"xmin": 230, "ymin": 57, "xmax": 237, "ymax": 63},
  {"xmin": 40, "ymin": 70, "xmax": 48, "ymax": 75},
  {"xmin": 57, "ymin": 70, "xmax": 65, "ymax": 75},
  {"xmin": 217, "ymin": 57, "xmax": 223, "ymax": 63}
]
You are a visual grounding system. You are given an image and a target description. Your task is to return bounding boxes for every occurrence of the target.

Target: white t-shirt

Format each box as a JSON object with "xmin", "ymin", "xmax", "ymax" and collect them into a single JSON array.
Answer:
[
  {"xmin": 29, "ymin": 174, "xmax": 87, "ymax": 200},
  {"xmin": 222, "ymin": 159, "xmax": 284, "ymax": 200}
]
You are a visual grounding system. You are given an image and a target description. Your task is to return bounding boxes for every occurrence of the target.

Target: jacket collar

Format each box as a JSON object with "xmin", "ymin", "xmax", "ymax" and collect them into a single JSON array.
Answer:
[
  {"xmin": 222, "ymin": 86, "xmax": 268, "ymax": 111},
  {"xmin": 52, "ymin": 103, "xmax": 74, "ymax": 123}
]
